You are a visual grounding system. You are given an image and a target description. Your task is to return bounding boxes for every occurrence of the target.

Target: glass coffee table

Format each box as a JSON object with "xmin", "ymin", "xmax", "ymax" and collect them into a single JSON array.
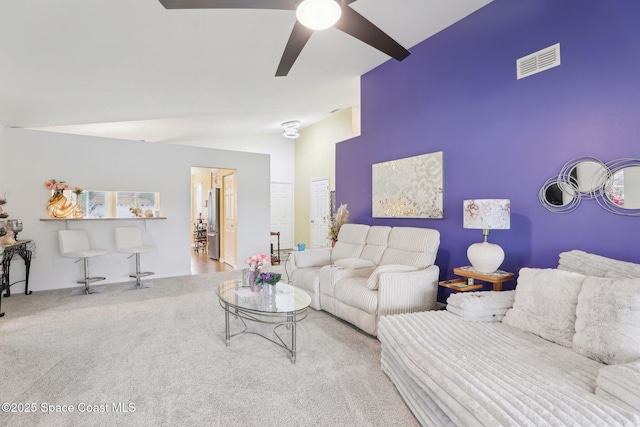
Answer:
[{"xmin": 216, "ymin": 280, "xmax": 311, "ymax": 363}]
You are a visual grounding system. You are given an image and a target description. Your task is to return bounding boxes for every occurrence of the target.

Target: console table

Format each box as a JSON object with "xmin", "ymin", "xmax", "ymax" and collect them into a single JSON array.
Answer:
[{"xmin": 0, "ymin": 240, "xmax": 33, "ymax": 317}]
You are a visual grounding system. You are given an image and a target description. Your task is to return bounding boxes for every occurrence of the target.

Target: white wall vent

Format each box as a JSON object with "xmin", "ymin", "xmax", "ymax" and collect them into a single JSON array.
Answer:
[{"xmin": 517, "ymin": 43, "xmax": 561, "ymax": 80}]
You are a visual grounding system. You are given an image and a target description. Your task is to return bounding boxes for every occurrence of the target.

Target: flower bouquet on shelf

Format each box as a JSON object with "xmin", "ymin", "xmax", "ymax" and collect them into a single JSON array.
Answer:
[
  {"xmin": 72, "ymin": 187, "xmax": 84, "ymax": 218},
  {"xmin": 45, "ymin": 179, "xmax": 74, "ymax": 218},
  {"xmin": 327, "ymin": 203, "xmax": 349, "ymax": 247},
  {"xmin": 45, "ymin": 179, "xmax": 69, "ymax": 195}
]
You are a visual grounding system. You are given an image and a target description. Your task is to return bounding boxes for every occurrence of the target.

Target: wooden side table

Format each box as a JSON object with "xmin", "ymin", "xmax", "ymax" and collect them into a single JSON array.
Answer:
[
  {"xmin": 438, "ymin": 278, "xmax": 483, "ymax": 292},
  {"xmin": 452, "ymin": 266, "xmax": 515, "ymax": 291}
]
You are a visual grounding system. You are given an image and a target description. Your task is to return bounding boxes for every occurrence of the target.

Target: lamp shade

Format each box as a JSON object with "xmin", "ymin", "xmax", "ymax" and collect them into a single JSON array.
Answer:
[
  {"xmin": 463, "ymin": 199, "xmax": 510, "ymax": 273},
  {"xmin": 463, "ymin": 199, "xmax": 510, "ymax": 230},
  {"xmin": 296, "ymin": 0, "xmax": 342, "ymax": 31}
]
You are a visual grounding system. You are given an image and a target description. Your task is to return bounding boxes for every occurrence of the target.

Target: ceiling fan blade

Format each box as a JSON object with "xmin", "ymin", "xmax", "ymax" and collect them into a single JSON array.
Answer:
[
  {"xmin": 158, "ymin": 0, "xmax": 295, "ymax": 10},
  {"xmin": 334, "ymin": 6, "xmax": 410, "ymax": 61},
  {"xmin": 275, "ymin": 21, "xmax": 314, "ymax": 77}
]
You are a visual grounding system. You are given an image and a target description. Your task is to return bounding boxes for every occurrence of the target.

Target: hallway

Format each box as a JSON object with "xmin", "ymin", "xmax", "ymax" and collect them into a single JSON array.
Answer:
[{"xmin": 190, "ymin": 251, "xmax": 235, "ymax": 275}]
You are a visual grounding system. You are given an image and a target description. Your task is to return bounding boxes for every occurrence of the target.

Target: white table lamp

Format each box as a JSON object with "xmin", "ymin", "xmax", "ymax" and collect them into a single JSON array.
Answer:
[{"xmin": 463, "ymin": 199, "xmax": 510, "ymax": 273}]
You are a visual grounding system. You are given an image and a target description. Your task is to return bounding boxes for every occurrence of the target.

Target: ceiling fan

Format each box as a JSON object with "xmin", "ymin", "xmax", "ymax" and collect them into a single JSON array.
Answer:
[{"xmin": 158, "ymin": 0, "xmax": 411, "ymax": 76}]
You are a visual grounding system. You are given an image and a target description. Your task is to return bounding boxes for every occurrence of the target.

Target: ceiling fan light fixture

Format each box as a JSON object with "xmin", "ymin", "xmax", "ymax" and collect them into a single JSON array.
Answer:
[{"xmin": 296, "ymin": 0, "xmax": 342, "ymax": 31}]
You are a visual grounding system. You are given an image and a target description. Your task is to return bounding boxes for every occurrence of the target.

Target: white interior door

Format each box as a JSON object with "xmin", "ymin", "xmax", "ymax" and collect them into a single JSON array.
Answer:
[
  {"xmin": 270, "ymin": 183, "xmax": 294, "ymax": 250},
  {"xmin": 310, "ymin": 178, "xmax": 329, "ymax": 249},
  {"xmin": 223, "ymin": 173, "xmax": 236, "ymax": 267}
]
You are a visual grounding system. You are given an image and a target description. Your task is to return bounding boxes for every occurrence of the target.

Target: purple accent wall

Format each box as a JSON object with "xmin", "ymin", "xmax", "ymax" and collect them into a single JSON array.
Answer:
[{"xmin": 336, "ymin": 0, "xmax": 640, "ymax": 299}]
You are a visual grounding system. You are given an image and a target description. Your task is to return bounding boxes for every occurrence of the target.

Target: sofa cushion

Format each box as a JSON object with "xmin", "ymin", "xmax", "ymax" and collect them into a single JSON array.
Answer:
[
  {"xmin": 295, "ymin": 249, "xmax": 330, "ymax": 268},
  {"xmin": 502, "ymin": 268, "xmax": 586, "ymax": 347},
  {"xmin": 330, "ymin": 224, "xmax": 370, "ymax": 263},
  {"xmin": 334, "ymin": 258, "xmax": 375, "ymax": 269},
  {"xmin": 573, "ymin": 277, "xmax": 640, "ymax": 365},
  {"xmin": 360, "ymin": 226, "xmax": 391, "ymax": 265},
  {"xmin": 335, "ymin": 278, "xmax": 378, "ymax": 315},
  {"xmin": 379, "ymin": 311, "xmax": 640, "ymax": 427},
  {"xmin": 596, "ymin": 360, "xmax": 640, "ymax": 411},
  {"xmin": 367, "ymin": 264, "xmax": 418, "ymax": 290},
  {"xmin": 379, "ymin": 227, "xmax": 439, "ymax": 268}
]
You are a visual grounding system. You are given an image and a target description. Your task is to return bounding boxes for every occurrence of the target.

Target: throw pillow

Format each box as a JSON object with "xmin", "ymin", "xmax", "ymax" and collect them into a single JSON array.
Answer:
[
  {"xmin": 366, "ymin": 264, "xmax": 418, "ymax": 290},
  {"xmin": 573, "ymin": 277, "xmax": 640, "ymax": 365},
  {"xmin": 502, "ymin": 267, "xmax": 586, "ymax": 347}
]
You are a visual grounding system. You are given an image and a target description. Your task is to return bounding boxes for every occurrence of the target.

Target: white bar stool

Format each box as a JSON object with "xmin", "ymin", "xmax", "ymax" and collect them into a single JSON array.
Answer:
[
  {"xmin": 58, "ymin": 229, "xmax": 109, "ymax": 296},
  {"xmin": 115, "ymin": 227, "xmax": 158, "ymax": 291}
]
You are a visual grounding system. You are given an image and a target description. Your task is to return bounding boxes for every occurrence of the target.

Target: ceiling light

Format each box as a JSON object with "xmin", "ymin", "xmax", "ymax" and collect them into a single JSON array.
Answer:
[
  {"xmin": 296, "ymin": 0, "xmax": 342, "ymax": 31},
  {"xmin": 283, "ymin": 129, "xmax": 299, "ymax": 139},
  {"xmin": 282, "ymin": 120, "xmax": 301, "ymax": 139}
]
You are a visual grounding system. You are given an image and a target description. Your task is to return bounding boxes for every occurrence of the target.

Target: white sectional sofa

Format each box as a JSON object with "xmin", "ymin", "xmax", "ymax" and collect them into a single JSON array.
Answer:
[
  {"xmin": 378, "ymin": 251, "xmax": 640, "ymax": 426},
  {"xmin": 288, "ymin": 224, "xmax": 440, "ymax": 336}
]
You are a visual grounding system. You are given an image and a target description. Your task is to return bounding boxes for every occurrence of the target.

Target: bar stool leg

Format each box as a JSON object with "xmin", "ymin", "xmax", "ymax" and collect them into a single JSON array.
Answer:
[
  {"xmin": 69, "ymin": 257, "xmax": 106, "ymax": 296},
  {"xmin": 122, "ymin": 252, "xmax": 154, "ymax": 291}
]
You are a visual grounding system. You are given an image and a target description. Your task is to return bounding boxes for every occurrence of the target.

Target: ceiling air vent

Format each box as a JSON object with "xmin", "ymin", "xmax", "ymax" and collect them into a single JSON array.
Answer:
[{"xmin": 517, "ymin": 43, "xmax": 561, "ymax": 80}]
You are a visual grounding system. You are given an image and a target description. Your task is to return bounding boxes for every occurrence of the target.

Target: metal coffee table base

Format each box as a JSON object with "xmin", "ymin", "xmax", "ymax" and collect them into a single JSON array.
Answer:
[{"xmin": 219, "ymin": 301, "xmax": 308, "ymax": 364}]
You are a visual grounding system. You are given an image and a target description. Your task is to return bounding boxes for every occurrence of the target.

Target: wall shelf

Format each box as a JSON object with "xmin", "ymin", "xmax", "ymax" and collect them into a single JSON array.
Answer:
[
  {"xmin": 40, "ymin": 217, "xmax": 167, "ymax": 229},
  {"xmin": 40, "ymin": 217, "xmax": 167, "ymax": 221}
]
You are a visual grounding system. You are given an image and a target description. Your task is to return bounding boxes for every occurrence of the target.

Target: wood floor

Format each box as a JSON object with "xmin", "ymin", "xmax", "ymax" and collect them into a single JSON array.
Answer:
[{"xmin": 190, "ymin": 250, "xmax": 235, "ymax": 274}]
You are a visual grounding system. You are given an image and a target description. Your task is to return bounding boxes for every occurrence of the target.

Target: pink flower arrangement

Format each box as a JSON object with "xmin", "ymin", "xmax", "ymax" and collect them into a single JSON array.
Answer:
[
  {"xmin": 72, "ymin": 186, "xmax": 83, "ymax": 195},
  {"xmin": 245, "ymin": 253, "xmax": 270, "ymax": 271},
  {"xmin": 45, "ymin": 179, "xmax": 69, "ymax": 192}
]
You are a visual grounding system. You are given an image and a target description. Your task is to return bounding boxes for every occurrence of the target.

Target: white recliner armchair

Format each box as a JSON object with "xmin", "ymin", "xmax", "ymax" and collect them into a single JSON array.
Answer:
[
  {"xmin": 321, "ymin": 226, "xmax": 440, "ymax": 336},
  {"xmin": 288, "ymin": 224, "xmax": 440, "ymax": 336}
]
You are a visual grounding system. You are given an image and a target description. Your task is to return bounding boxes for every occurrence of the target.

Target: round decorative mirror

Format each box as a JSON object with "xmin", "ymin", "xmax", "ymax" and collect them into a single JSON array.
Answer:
[
  {"xmin": 539, "ymin": 157, "xmax": 608, "ymax": 213},
  {"xmin": 557, "ymin": 157, "xmax": 609, "ymax": 198},
  {"xmin": 596, "ymin": 158, "xmax": 640, "ymax": 216},
  {"xmin": 539, "ymin": 176, "xmax": 581, "ymax": 213},
  {"xmin": 541, "ymin": 156, "xmax": 640, "ymax": 215}
]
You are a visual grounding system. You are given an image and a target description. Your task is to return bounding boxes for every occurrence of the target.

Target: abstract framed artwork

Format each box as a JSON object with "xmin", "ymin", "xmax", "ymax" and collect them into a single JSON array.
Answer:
[{"xmin": 372, "ymin": 151, "xmax": 444, "ymax": 218}]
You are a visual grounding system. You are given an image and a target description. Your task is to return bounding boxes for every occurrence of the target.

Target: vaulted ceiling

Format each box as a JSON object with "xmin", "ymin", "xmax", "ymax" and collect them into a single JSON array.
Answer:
[{"xmin": 0, "ymin": 0, "xmax": 492, "ymax": 143}]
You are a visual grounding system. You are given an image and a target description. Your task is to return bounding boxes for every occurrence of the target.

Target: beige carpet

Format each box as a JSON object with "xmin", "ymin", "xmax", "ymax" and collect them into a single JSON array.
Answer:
[{"xmin": 0, "ymin": 272, "xmax": 419, "ymax": 427}]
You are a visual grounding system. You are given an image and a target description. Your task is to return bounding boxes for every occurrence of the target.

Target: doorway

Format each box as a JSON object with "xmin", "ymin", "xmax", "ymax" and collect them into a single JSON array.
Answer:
[
  {"xmin": 270, "ymin": 182, "xmax": 294, "ymax": 250},
  {"xmin": 190, "ymin": 166, "xmax": 237, "ymax": 272},
  {"xmin": 310, "ymin": 177, "xmax": 330, "ymax": 249},
  {"xmin": 222, "ymin": 173, "xmax": 237, "ymax": 267}
]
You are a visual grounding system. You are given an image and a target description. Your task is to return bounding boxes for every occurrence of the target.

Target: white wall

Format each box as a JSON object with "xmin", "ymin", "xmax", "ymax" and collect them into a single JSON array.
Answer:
[
  {"xmin": 0, "ymin": 128, "xmax": 270, "ymax": 292},
  {"xmin": 174, "ymin": 133, "xmax": 295, "ymax": 183},
  {"xmin": 294, "ymin": 107, "xmax": 360, "ymax": 244}
]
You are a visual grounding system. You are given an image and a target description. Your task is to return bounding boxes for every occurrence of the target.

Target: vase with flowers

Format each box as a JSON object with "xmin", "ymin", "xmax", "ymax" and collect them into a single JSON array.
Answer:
[
  {"xmin": 245, "ymin": 253, "xmax": 270, "ymax": 292},
  {"xmin": 256, "ymin": 272, "xmax": 281, "ymax": 296},
  {"xmin": 45, "ymin": 179, "xmax": 74, "ymax": 218},
  {"xmin": 72, "ymin": 187, "xmax": 84, "ymax": 218},
  {"xmin": 327, "ymin": 203, "xmax": 349, "ymax": 247}
]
